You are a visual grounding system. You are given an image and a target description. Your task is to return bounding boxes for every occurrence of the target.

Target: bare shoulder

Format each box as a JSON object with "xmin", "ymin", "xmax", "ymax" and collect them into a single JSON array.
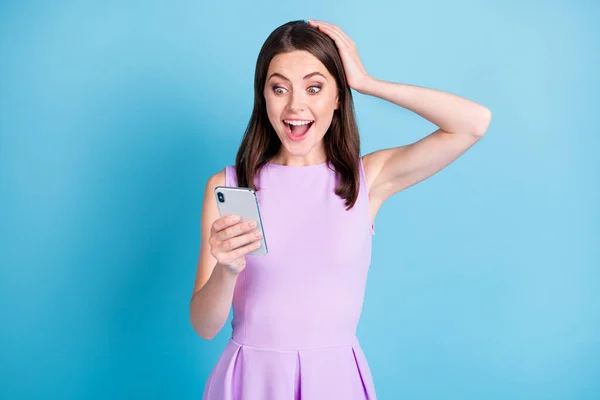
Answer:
[{"xmin": 208, "ymin": 168, "xmax": 226, "ymax": 188}]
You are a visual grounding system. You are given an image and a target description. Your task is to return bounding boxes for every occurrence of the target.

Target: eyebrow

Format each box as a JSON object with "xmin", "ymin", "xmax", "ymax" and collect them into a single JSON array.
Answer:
[{"xmin": 267, "ymin": 71, "xmax": 327, "ymax": 81}]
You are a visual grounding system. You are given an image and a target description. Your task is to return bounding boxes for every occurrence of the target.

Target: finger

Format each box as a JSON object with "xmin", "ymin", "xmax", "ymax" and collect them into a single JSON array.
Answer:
[
  {"xmin": 309, "ymin": 20, "xmax": 343, "ymax": 43},
  {"xmin": 232, "ymin": 239, "xmax": 261, "ymax": 258},
  {"xmin": 320, "ymin": 24, "xmax": 354, "ymax": 51},
  {"xmin": 325, "ymin": 23, "xmax": 355, "ymax": 48},
  {"xmin": 217, "ymin": 219, "xmax": 257, "ymax": 242},
  {"xmin": 212, "ymin": 214, "xmax": 240, "ymax": 233},
  {"xmin": 225, "ymin": 228, "xmax": 261, "ymax": 251},
  {"xmin": 222, "ymin": 229, "xmax": 262, "ymax": 252},
  {"xmin": 310, "ymin": 20, "xmax": 354, "ymax": 48}
]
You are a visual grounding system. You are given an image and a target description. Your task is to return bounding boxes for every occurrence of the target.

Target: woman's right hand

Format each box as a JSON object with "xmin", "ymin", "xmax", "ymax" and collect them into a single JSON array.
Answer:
[{"xmin": 209, "ymin": 215, "xmax": 262, "ymax": 275}]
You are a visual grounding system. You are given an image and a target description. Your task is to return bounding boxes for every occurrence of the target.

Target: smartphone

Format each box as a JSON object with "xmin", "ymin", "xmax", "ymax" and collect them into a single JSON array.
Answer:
[{"xmin": 214, "ymin": 186, "xmax": 268, "ymax": 256}]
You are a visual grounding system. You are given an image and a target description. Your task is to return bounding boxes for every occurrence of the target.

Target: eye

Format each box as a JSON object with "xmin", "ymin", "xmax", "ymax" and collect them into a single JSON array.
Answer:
[
  {"xmin": 272, "ymin": 86, "xmax": 287, "ymax": 95},
  {"xmin": 307, "ymin": 86, "xmax": 322, "ymax": 94}
]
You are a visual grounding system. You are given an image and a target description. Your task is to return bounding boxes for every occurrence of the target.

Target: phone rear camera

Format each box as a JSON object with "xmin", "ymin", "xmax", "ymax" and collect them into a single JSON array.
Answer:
[{"xmin": 217, "ymin": 192, "xmax": 225, "ymax": 203}]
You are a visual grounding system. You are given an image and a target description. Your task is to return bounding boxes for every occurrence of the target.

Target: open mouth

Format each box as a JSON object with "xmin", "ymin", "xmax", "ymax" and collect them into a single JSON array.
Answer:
[{"xmin": 283, "ymin": 120, "xmax": 314, "ymax": 140}]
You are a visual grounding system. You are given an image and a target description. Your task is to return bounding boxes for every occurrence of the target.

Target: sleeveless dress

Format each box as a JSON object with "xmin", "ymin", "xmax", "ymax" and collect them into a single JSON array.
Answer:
[{"xmin": 202, "ymin": 157, "xmax": 377, "ymax": 400}]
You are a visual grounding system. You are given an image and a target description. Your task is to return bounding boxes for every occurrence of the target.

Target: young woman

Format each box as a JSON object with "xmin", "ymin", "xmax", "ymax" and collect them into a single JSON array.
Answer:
[{"xmin": 190, "ymin": 19, "xmax": 492, "ymax": 400}]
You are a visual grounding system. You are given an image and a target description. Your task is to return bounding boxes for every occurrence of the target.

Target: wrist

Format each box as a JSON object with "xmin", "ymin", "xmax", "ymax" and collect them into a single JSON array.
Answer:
[
  {"xmin": 354, "ymin": 74, "xmax": 376, "ymax": 95},
  {"xmin": 216, "ymin": 262, "xmax": 240, "ymax": 279}
]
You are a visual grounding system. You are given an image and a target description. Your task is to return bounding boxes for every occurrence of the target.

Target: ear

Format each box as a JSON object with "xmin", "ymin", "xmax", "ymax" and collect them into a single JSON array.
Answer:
[{"xmin": 334, "ymin": 96, "xmax": 340, "ymax": 110}]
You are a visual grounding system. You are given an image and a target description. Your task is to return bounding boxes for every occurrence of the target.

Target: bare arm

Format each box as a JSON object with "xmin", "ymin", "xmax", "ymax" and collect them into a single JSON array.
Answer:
[
  {"xmin": 190, "ymin": 261, "xmax": 239, "ymax": 340},
  {"xmin": 189, "ymin": 170, "xmax": 230, "ymax": 339},
  {"xmin": 189, "ymin": 168, "xmax": 262, "ymax": 339}
]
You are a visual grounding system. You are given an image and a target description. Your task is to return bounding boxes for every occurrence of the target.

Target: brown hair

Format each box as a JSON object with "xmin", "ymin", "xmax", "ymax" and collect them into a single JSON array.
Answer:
[{"xmin": 234, "ymin": 20, "xmax": 362, "ymax": 210}]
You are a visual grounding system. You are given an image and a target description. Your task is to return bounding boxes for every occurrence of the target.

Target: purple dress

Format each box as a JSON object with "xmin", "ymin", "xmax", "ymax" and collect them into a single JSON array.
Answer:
[{"xmin": 202, "ymin": 157, "xmax": 377, "ymax": 400}]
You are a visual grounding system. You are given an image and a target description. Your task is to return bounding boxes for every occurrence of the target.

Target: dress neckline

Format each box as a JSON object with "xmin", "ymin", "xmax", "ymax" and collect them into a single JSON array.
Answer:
[{"xmin": 266, "ymin": 161, "xmax": 329, "ymax": 169}]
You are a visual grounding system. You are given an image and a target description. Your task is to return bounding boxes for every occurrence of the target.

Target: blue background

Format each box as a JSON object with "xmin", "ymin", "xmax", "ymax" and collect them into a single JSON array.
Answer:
[{"xmin": 1, "ymin": 0, "xmax": 598, "ymax": 399}]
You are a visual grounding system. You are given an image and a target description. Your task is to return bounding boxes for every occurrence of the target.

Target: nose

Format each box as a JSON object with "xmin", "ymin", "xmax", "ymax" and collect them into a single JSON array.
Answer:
[{"xmin": 286, "ymin": 91, "xmax": 307, "ymax": 113}]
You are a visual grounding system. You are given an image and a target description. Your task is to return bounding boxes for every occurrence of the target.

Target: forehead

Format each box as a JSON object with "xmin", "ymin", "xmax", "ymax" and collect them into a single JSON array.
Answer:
[{"xmin": 267, "ymin": 50, "xmax": 330, "ymax": 78}]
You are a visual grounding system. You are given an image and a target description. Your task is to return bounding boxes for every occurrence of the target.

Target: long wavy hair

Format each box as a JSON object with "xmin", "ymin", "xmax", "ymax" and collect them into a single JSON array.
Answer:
[{"xmin": 234, "ymin": 20, "xmax": 362, "ymax": 210}]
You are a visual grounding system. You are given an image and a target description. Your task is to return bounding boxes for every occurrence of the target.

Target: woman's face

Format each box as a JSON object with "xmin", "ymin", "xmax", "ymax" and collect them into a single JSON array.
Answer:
[{"xmin": 263, "ymin": 50, "xmax": 339, "ymax": 162}]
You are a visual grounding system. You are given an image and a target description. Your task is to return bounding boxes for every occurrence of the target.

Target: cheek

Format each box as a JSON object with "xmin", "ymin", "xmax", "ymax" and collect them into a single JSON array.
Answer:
[
  {"xmin": 312, "ymin": 95, "xmax": 337, "ymax": 116},
  {"xmin": 265, "ymin": 98, "xmax": 282, "ymax": 121}
]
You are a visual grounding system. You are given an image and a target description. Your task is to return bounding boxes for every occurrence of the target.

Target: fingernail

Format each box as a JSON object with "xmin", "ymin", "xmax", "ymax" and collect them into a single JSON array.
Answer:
[
  {"xmin": 231, "ymin": 215, "xmax": 240, "ymax": 222},
  {"xmin": 249, "ymin": 220, "xmax": 257, "ymax": 227}
]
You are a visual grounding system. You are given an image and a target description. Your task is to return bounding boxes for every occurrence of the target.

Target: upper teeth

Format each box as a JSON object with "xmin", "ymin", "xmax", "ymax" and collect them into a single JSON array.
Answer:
[{"xmin": 284, "ymin": 120, "xmax": 313, "ymax": 126}]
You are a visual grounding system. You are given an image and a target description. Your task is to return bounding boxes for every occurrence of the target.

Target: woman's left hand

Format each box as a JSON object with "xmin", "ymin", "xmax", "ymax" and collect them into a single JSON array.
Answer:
[{"xmin": 307, "ymin": 20, "xmax": 371, "ymax": 92}]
